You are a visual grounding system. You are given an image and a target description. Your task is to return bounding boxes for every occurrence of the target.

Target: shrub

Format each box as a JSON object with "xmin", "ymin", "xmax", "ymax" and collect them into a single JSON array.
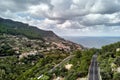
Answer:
[{"xmin": 113, "ymin": 73, "xmax": 120, "ymax": 80}]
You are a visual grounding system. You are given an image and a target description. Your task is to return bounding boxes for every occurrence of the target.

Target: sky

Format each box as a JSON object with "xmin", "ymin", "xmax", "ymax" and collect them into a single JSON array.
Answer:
[{"xmin": 0, "ymin": 0, "xmax": 120, "ymax": 36}]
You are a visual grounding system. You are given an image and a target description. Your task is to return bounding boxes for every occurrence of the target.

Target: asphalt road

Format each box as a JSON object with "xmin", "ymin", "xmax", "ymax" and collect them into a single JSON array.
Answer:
[{"xmin": 88, "ymin": 54, "xmax": 99, "ymax": 80}]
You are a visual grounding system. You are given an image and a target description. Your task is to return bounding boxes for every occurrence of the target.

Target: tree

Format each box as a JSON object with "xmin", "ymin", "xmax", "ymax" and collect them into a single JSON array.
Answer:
[
  {"xmin": 74, "ymin": 50, "xmax": 82, "ymax": 58},
  {"xmin": 114, "ymin": 57, "xmax": 120, "ymax": 66},
  {"xmin": 40, "ymin": 75, "xmax": 50, "ymax": 80},
  {"xmin": 113, "ymin": 73, "xmax": 120, "ymax": 80}
]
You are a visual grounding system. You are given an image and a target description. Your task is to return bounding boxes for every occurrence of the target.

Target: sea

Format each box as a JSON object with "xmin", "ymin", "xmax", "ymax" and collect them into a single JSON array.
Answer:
[{"xmin": 63, "ymin": 36, "xmax": 120, "ymax": 49}]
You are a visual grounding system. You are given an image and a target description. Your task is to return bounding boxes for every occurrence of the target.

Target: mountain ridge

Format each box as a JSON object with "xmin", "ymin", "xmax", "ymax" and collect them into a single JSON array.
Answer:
[
  {"xmin": 0, "ymin": 17, "xmax": 83, "ymax": 51},
  {"xmin": 0, "ymin": 17, "xmax": 58, "ymax": 38}
]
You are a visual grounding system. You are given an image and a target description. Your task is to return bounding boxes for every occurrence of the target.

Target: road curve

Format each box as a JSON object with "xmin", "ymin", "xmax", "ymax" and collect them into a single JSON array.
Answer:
[{"xmin": 88, "ymin": 54, "xmax": 99, "ymax": 80}]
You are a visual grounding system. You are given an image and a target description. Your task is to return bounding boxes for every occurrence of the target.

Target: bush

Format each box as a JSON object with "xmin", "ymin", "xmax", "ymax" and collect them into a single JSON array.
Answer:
[
  {"xmin": 65, "ymin": 72, "xmax": 77, "ymax": 80},
  {"xmin": 101, "ymin": 71, "xmax": 112, "ymax": 80},
  {"xmin": 113, "ymin": 73, "xmax": 120, "ymax": 80},
  {"xmin": 114, "ymin": 57, "xmax": 120, "ymax": 66},
  {"xmin": 0, "ymin": 44, "xmax": 15, "ymax": 56},
  {"xmin": 74, "ymin": 50, "xmax": 82, "ymax": 58},
  {"xmin": 77, "ymin": 71, "xmax": 87, "ymax": 77},
  {"xmin": 40, "ymin": 75, "xmax": 50, "ymax": 80}
]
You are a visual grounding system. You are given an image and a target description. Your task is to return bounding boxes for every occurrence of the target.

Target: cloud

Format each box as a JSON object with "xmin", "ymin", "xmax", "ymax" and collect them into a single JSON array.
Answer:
[
  {"xmin": 0, "ymin": 0, "xmax": 120, "ymax": 36},
  {"xmin": 81, "ymin": 13, "xmax": 120, "ymax": 26},
  {"xmin": 90, "ymin": 0, "xmax": 120, "ymax": 14}
]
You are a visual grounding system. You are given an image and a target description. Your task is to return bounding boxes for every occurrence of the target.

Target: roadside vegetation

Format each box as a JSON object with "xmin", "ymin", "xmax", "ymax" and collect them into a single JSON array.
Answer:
[
  {"xmin": 0, "ymin": 17, "xmax": 96, "ymax": 80},
  {"xmin": 48, "ymin": 49, "xmax": 96, "ymax": 80},
  {"xmin": 0, "ymin": 34, "xmax": 69, "ymax": 80},
  {"xmin": 98, "ymin": 42, "xmax": 120, "ymax": 80},
  {"xmin": 0, "ymin": 33, "xmax": 97, "ymax": 80}
]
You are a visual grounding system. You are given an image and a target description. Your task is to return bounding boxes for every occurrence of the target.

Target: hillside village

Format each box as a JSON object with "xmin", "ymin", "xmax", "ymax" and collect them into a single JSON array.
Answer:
[{"xmin": 0, "ymin": 33, "xmax": 82, "ymax": 58}]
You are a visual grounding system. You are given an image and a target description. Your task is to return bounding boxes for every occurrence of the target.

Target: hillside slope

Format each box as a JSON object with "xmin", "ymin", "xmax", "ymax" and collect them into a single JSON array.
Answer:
[
  {"xmin": 0, "ymin": 17, "xmax": 84, "ymax": 80},
  {"xmin": 98, "ymin": 42, "xmax": 120, "ymax": 80},
  {"xmin": 0, "ymin": 17, "xmax": 57, "ymax": 39},
  {"xmin": 0, "ymin": 17, "xmax": 83, "ymax": 51}
]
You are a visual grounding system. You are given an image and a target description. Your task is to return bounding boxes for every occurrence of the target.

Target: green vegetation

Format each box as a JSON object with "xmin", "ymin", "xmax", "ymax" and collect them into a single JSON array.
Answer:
[
  {"xmin": 50, "ymin": 49, "xmax": 96, "ymax": 80},
  {"xmin": 0, "ymin": 43, "xmax": 15, "ymax": 56},
  {"xmin": 1, "ymin": 18, "xmax": 120, "ymax": 80},
  {"xmin": 0, "ymin": 49, "xmax": 68, "ymax": 80},
  {"xmin": 0, "ymin": 33, "xmax": 69, "ymax": 80},
  {"xmin": 0, "ymin": 17, "xmax": 55, "ymax": 39},
  {"xmin": 0, "ymin": 17, "xmax": 93, "ymax": 80},
  {"xmin": 0, "ymin": 33, "xmax": 95, "ymax": 80},
  {"xmin": 98, "ymin": 42, "xmax": 120, "ymax": 80}
]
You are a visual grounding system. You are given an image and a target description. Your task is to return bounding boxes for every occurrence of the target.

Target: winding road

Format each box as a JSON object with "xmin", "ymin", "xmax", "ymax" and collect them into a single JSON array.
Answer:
[
  {"xmin": 49, "ymin": 55, "xmax": 74, "ymax": 72},
  {"xmin": 38, "ymin": 55, "xmax": 75, "ymax": 79},
  {"xmin": 88, "ymin": 54, "xmax": 99, "ymax": 80}
]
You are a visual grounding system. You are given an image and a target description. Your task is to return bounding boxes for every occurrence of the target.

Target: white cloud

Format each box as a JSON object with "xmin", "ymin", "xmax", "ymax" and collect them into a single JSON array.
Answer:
[
  {"xmin": 90, "ymin": 0, "xmax": 120, "ymax": 14},
  {"xmin": 0, "ymin": 0, "xmax": 120, "ymax": 36}
]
